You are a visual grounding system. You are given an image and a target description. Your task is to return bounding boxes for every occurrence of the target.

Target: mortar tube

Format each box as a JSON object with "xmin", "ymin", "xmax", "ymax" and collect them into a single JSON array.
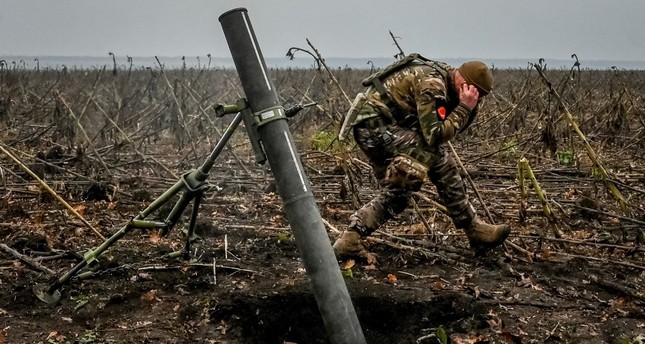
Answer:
[{"xmin": 219, "ymin": 8, "xmax": 366, "ymax": 344}]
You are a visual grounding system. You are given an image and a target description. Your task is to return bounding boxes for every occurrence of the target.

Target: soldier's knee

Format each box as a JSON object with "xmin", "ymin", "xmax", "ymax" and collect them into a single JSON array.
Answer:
[{"xmin": 385, "ymin": 154, "xmax": 428, "ymax": 191}]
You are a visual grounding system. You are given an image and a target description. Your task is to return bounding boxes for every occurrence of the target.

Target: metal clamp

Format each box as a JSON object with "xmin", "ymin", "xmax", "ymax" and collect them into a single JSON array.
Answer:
[{"xmin": 253, "ymin": 106, "xmax": 286, "ymax": 127}]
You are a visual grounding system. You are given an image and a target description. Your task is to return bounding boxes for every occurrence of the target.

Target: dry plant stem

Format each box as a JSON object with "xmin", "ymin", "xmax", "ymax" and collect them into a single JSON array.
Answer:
[
  {"xmin": 224, "ymin": 224, "xmax": 290, "ymax": 231},
  {"xmin": 0, "ymin": 243, "xmax": 56, "ymax": 276},
  {"xmin": 305, "ymin": 39, "xmax": 352, "ymax": 105},
  {"xmin": 589, "ymin": 274, "xmax": 645, "ymax": 301},
  {"xmin": 321, "ymin": 218, "xmax": 341, "ymax": 233},
  {"xmin": 518, "ymin": 157, "xmax": 563, "ymax": 239},
  {"xmin": 411, "ymin": 198, "xmax": 434, "ymax": 237},
  {"xmin": 213, "ymin": 258, "xmax": 217, "ymax": 285},
  {"xmin": 302, "ymin": 40, "xmax": 363, "ymax": 209},
  {"xmin": 376, "ymin": 230, "xmax": 472, "ymax": 258},
  {"xmin": 340, "ymin": 157, "xmax": 362, "ymax": 209},
  {"xmin": 447, "ymin": 142, "xmax": 495, "ymax": 223},
  {"xmin": 445, "ymin": 142, "xmax": 534, "ymax": 264},
  {"xmin": 610, "ymin": 71, "xmax": 642, "ymax": 125},
  {"xmin": 415, "ymin": 150, "xmax": 535, "ymax": 262},
  {"xmin": 611, "ymin": 177, "xmax": 645, "ymax": 195},
  {"xmin": 515, "ymin": 234, "xmax": 645, "ymax": 252},
  {"xmin": 570, "ymin": 204, "xmax": 645, "ymax": 226},
  {"xmin": 126, "ymin": 111, "xmax": 176, "ymax": 146},
  {"xmin": 518, "ymin": 159, "xmax": 527, "ymax": 218},
  {"xmin": 290, "ymin": 85, "xmax": 328, "ymax": 115},
  {"xmin": 388, "ymin": 30, "xmax": 405, "ymax": 59},
  {"xmin": 555, "ymin": 251, "xmax": 645, "ymax": 271},
  {"xmin": 298, "ymin": 74, "xmax": 320, "ymax": 107},
  {"xmin": 32, "ymin": 155, "xmax": 132, "ymax": 198},
  {"xmin": 368, "ymin": 237, "xmax": 462, "ymax": 265},
  {"xmin": 86, "ymin": 93, "xmax": 179, "ymax": 179},
  {"xmin": 179, "ymin": 80, "xmax": 250, "ymax": 175},
  {"xmin": 156, "ymin": 59, "xmax": 199, "ymax": 161},
  {"xmin": 0, "ymin": 164, "xmax": 6, "ymax": 191},
  {"xmin": 137, "ymin": 263, "xmax": 257, "ymax": 275},
  {"xmin": 505, "ymin": 239, "xmax": 533, "ymax": 261},
  {"xmin": 191, "ymin": 262, "xmax": 257, "ymax": 274},
  {"xmin": 3, "ymin": 146, "xmax": 128, "ymax": 197},
  {"xmin": 56, "ymin": 91, "xmax": 112, "ymax": 176},
  {"xmin": 533, "ymin": 63, "xmax": 629, "ymax": 214},
  {"xmin": 487, "ymin": 92, "xmax": 530, "ymax": 138},
  {"xmin": 413, "ymin": 190, "xmax": 533, "ymax": 259},
  {"xmin": 394, "ymin": 231, "xmax": 644, "ymax": 252},
  {"xmin": 0, "ymin": 143, "xmax": 106, "ymax": 240},
  {"xmin": 412, "ymin": 192, "xmax": 447, "ymax": 213},
  {"xmin": 76, "ymin": 66, "xmax": 104, "ymax": 122}
]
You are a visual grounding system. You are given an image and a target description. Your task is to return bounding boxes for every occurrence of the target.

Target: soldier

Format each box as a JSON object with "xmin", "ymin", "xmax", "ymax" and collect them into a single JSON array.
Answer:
[{"xmin": 334, "ymin": 54, "xmax": 511, "ymax": 259}]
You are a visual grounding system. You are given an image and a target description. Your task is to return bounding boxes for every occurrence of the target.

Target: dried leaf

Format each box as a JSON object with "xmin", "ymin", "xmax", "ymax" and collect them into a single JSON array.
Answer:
[
  {"xmin": 366, "ymin": 252, "xmax": 378, "ymax": 264},
  {"xmin": 33, "ymin": 214, "xmax": 43, "ymax": 226},
  {"xmin": 499, "ymin": 332, "xmax": 523, "ymax": 344},
  {"xmin": 538, "ymin": 245, "xmax": 551, "ymax": 258},
  {"xmin": 343, "ymin": 259, "xmax": 355, "ymax": 270},
  {"xmin": 487, "ymin": 317, "xmax": 503, "ymax": 331},
  {"xmin": 387, "ymin": 274, "xmax": 397, "ymax": 283},
  {"xmin": 135, "ymin": 321, "xmax": 153, "ymax": 328},
  {"xmin": 45, "ymin": 331, "xmax": 66, "ymax": 342},
  {"xmin": 451, "ymin": 334, "xmax": 486, "ymax": 344},
  {"xmin": 217, "ymin": 320, "xmax": 229, "ymax": 335},
  {"xmin": 149, "ymin": 232, "xmax": 161, "ymax": 244},
  {"xmin": 73, "ymin": 204, "xmax": 86, "ymax": 215},
  {"xmin": 141, "ymin": 290, "xmax": 159, "ymax": 302},
  {"xmin": 431, "ymin": 280, "xmax": 443, "ymax": 292}
]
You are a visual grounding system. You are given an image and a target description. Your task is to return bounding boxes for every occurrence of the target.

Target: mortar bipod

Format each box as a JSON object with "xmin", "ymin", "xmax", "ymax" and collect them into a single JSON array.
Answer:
[{"xmin": 33, "ymin": 98, "xmax": 314, "ymax": 304}]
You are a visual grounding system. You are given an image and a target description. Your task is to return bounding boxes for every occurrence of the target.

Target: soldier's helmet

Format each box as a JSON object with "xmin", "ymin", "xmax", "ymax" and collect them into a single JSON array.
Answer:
[{"xmin": 458, "ymin": 61, "xmax": 493, "ymax": 96}]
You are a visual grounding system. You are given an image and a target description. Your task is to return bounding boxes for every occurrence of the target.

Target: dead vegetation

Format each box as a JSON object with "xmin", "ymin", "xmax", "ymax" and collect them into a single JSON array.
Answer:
[{"xmin": 0, "ymin": 56, "xmax": 644, "ymax": 343}]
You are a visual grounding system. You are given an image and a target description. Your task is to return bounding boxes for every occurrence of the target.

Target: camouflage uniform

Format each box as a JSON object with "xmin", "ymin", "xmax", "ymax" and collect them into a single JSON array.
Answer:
[{"xmin": 349, "ymin": 61, "xmax": 478, "ymax": 236}]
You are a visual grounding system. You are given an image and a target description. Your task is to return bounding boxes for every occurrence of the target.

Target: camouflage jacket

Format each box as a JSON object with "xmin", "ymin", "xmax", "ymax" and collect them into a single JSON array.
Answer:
[{"xmin": 364, "ymin": 62, "xmax": 478, "ymax": 146}]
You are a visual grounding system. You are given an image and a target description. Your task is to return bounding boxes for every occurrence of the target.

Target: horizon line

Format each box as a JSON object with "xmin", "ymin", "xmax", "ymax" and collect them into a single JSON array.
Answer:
[{"xmin": 2, "ymin": 54, "xmax": 645, "ymax": 63}]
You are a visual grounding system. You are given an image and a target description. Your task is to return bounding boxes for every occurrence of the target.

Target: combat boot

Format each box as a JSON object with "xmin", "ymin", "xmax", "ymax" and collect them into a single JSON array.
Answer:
[
  {"xmin": 463, "ymin": 217, "xmax": 511, "ymax": 249},
  {"xmin": 333, "ymin": 230, "xmax": 368, "ymax": 259}
]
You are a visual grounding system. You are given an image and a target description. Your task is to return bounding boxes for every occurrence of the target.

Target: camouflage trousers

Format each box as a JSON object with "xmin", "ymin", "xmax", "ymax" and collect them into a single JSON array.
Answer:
[{"xmin": 349, "ymin": 116, "xmax": 475, "ymax": 236}]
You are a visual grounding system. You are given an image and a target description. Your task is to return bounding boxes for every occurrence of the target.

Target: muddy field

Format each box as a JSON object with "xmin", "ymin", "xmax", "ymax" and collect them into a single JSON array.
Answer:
[{"xmin": 1, "ymin": 58, "xmax": 644, "ymax": 343}]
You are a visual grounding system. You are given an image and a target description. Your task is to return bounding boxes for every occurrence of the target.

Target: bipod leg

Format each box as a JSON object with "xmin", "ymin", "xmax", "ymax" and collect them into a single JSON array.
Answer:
[
  {"xmin": 164, "ymin": 109, "xmax": 244, "ymax": 252},
  {"xmin": 183, "ymin": 191, "xmax": 203, "ymax": 258},
  {"xmin": 33, "ymin": 219, "xmax": 166, "ymax": 304},
  {"xmin": 160, "ymin": 189, "xmax": 193, "ymax": 237},
  {"xmin": 34, "ymin": 181, "xmax": 186, "ymax": 304},
  {"xmin": 196, "ymin": 108, "xmax": 246, "ymax": 175},
  {"xmin": 35, "ymin": 106, "xmax": 245, "ymax": 304},
  {"xmin": 168, "ymin": 191, "xmax": 204, "ymax": 260}
]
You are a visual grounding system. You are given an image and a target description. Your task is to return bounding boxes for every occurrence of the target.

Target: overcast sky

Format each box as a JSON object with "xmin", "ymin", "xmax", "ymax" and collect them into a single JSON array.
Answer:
[{"xmin": 2, "ymin": 0, "xmax": 644, "ymax": 62}]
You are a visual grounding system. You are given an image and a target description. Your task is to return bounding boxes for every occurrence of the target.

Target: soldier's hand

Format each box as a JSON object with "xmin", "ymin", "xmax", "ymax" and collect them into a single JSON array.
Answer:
[{"xmin": 459, "ymin": 83, "xmax": 479, "ymax": 110}]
